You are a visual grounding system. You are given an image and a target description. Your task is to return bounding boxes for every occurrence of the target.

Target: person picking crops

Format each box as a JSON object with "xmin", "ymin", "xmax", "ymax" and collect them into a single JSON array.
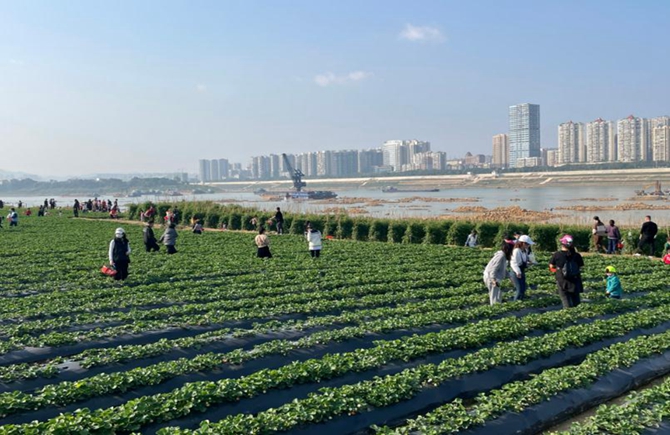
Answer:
[
  {"xmin": 604, "ymin": 266, "xmax": 622, "ymax": 299},
  {"xmin": 109, "ymin": 228, "xmax": 131, "ymax": 281},
  {"xmin": 483, "ymin": 241, "xmax": 513, "ymax": 305},
  {"xmin": 255, "ymin": 227, "xmax": 272, "ymax": 259},
  {"xmin": 143, "ymin": 221, "xmax": 160, "ymax": 252},
  {"xmin": 549, "ymin": 234, "xmax": 584, "ymax": 309},
  {"xmin": 510, "ymin": 235, "xmax": 534, "ymax": 301},
  {"xmin": 305, "ymin": 222, "xmax": 322, "ymax": 258},
  {"xmin": 159, "ymin": 223, "xmax": 179, "ymax": 254}
]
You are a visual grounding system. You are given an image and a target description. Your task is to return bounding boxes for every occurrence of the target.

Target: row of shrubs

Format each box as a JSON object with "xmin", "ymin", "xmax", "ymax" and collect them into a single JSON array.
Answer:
[{"xmin": 127, "ymin": 201, "xmax": 668, "ymax": 256}]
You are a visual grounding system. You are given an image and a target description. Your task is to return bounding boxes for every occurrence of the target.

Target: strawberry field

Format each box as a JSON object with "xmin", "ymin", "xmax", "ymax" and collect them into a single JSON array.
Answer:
[{"xmin": 1, "ymin": 216, "xmax": 670, "ymax": 434}]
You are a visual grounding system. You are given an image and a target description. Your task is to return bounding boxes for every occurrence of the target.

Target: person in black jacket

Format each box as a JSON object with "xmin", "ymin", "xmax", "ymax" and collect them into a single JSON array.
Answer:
[
  {"xmin": 109, "ymin": 228, "xmax": 131, "ymax": 281},
  {"xmin": 143, "ymin": 222, "xmax": 160, "ymax": 252},
  {"xmin": 638, "ymin": 215, "xmax": 658, "ymax": 257},
  {"xmin": 274, "ymin": 207, "xmax": 284, "ymax": 235},
  {"xmin": 549, "ymin": 234, "xmax": 584, "ymax": 309}
]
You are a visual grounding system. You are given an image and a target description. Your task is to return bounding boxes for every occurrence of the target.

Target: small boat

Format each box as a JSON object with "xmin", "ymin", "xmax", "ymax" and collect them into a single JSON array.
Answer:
[{"xmin": 382, "ymin": 186, "xmax": 440, "ymax": 193}]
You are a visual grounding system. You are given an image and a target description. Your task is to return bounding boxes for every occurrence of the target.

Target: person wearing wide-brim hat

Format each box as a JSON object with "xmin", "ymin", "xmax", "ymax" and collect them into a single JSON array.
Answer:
[{"xmin": 109, "ymin": 227, "xmax": 131, "ymax": 281}]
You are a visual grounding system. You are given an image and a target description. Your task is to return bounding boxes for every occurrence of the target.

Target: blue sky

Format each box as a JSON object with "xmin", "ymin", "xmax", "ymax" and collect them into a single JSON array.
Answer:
[{"xmin": 1, "ymin": 0, "xmax": 669, "ymax": 176}]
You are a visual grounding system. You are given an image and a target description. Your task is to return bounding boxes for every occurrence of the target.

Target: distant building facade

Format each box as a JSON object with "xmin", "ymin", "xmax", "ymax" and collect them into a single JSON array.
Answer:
[
  {"xmin": 509, "ymin": 103, "xmax": 541, "ymax": 168},
  {"xmin": 492, "ymin": 133, "xmax": 509, "ymax": 168}
]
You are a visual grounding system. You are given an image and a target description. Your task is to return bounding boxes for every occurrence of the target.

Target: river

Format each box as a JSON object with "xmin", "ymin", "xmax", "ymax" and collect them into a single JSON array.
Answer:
[{"xmin": 1, "ymin": 184, "xmax": 668, "ymax": 227}]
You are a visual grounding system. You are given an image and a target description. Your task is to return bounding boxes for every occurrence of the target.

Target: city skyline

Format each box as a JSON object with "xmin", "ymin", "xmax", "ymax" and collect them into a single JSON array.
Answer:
[{"xmin": 2, "ymin": 1, "xmax": 670, "ymax": 177}]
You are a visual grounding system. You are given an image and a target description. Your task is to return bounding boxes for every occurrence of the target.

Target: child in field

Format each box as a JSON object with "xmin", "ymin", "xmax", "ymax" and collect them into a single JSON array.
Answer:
[
  {"xmin": 663, "ymin": 249, "xmax": 670, "ymax": 265},
  {"xmin": 605, "ymin": 266, "xmax": 622, "ymax": 299}
]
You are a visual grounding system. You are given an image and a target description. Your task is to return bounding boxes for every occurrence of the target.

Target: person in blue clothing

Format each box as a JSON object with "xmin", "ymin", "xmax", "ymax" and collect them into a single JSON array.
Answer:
[{"xmin": 605, "ymin": 266, "xmax": 622, "ymax": 299}]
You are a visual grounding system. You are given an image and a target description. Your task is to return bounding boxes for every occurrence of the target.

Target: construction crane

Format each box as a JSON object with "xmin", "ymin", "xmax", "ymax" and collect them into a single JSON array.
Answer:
[
  {"xmin": 282, "ymin": 153, "xmax": 307, "ymax": 192},
  {"xmin": 635, "ymin": 181, "xmax": 665, "ymax": 196}
]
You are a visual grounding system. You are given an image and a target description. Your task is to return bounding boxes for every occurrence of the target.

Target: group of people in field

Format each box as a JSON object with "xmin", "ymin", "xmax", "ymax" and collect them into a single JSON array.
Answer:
[
  {"xmin": 483, "ymin": 232, "xmax": 623, "ymax": 310},
  {"xmin": 72, "ymin": 198, "xmax": 119, "ymax": 219},
  {"xmin": 108, "ymin": 206, "xmax": 322, "ymax": 281},
  {"xmin": 252, "ymin": 208, "xmax": 323, "ymax": 259}
]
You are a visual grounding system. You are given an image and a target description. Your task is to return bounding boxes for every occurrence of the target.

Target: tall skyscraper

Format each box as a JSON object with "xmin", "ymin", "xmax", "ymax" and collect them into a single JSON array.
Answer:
[
  {"xmin": 218, "ymin": 158, "xmax": 229, "ymax": 180},
  {"xmin": 509, "ymin": 103, "xmax": 541, "ymax": 168},
  {"xmin": 558, "ymin": 121, "xmax": 585, "ymax": 164},
  {"xmin": 198, "ymin": 159, "xmax": 211, "ymax": 182},
  {"xmin": 492, "ymin": 134, "xmax": 509, "ymax": 168},
  {"xmin": 651, "ymin": 117, "xmax": 670, "ymax": 162},
  {"xmin": 210, "ymin": 159, "xmax": 220, "ymax": 181},
  {"xmin": 653, "ymin": 126, "xmax": 670, "ymax": 162},
  {"xmin": 617, "ymin": 115, "xmax": 645, "ymax": 162},
  {"xmin": 358, "ymin": 149, "xmax": 384, "ymax": 173},
  {"xmin": 586, "ymin": 119, "xmax": 613, "ymax": 163}
]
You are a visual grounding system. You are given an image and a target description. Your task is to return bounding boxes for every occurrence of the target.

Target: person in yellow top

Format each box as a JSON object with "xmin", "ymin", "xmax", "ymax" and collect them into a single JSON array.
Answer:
[{"xmin": 254, "ymin": 227, "xmax": 272, "ymax": 258}]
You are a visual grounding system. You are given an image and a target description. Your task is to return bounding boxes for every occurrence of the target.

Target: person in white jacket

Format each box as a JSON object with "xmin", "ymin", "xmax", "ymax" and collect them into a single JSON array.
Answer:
[
  {"xmin": 464, "ymin": 229, "xmax": 478, "ymax": 248},
  {"xmin": 483, "ymin": 242, "xmax": 514, "ymax": 305},
  {"xmin": 305, "ymin": 223, "xmax": 322, "ymax": 258},
  {"xmin": 510, "ymin": 235, "xmax": 535, "ymax": 301}
]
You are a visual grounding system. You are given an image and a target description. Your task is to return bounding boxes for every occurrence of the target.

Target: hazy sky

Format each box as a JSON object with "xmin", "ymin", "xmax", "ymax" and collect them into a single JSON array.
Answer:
[{"xmin": 1, "ymin": 0, "xmax": 669, "ymax": 176}]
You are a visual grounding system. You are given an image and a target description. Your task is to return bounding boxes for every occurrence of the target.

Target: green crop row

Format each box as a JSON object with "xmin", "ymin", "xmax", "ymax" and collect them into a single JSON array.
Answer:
[
  {"xmin": 551, "ymin": 375, "xmax": 670, "ymax": 435},
  {"xmin": 158, "ymin": 304, "xmax": 670, "ymax": 435},
  {"xmin": 2, "ymin": 297, "xmax": 667, "ymax": 428},
  {"xmin": 381, "ymin": 329, "xmax": 670, "ymax": 434}
]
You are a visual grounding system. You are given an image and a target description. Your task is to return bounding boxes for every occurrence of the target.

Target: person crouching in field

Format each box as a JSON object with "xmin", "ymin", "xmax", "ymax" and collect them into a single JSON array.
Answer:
[
  {"xmin": 109, "ymin": 228, "xmax": 131, "ymax": 281},
  {"xmin": 605, "ymin": 266, "xmax": 622, "ymax": 299},
  {"xmin": 143, "ymin": 221, "xmax": 160, "ymax": 252},
  {"xmin": 255, "ymin": 227, "xmax": 272, "ymax": 259},
  {"xmin": 159, "ymin": 223, "xmax": 178, "ymax": 254},
  {"xmin": 305, "ymin": 222, "xmax": 322, "ymax": 258},
  {"xmin": 483, "ymin": 241, "xmax": 514, "ymax": 305}
]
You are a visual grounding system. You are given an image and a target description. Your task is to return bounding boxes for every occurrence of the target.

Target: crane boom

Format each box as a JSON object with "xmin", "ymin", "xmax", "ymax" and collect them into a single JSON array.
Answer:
[{"xmin": 282, "ymin": 153, "xmax": 307, "ymax": 192}]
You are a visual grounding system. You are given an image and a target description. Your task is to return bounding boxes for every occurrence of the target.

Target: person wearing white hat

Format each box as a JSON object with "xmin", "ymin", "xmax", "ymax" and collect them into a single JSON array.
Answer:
[
  {"xmin": 509, "ymin": 235, "xmax": 534, "ymax": 301},
  {"xmin": 109, "ymin": 227, "xmax": 131, "ymax": 281}
]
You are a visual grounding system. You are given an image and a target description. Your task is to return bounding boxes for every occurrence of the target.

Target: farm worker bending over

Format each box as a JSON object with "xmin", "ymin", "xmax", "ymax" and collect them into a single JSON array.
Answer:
[
  {"xmin": 663, "ymin": 249, "xmax": 670, "ymax": 265},
  {"xmin": 305, "ymin": 222, "xmax": 322, "ymax": 258},
  {"xmin": 510, "ymin": 235, "xmax": 534, "ymax": 301},
  {"xmin": 464, "ymin": 229, "xmax": 478, "ymax": 248},
  {"xmin": 483, "ymin": 241, "xmax": 513, "ymax": 305},
  {"xmin": 255, "ymin": 227, "xmax": 272, "ymax": 259},
  {"xmin": 143, "ymin": 221, "xmax": 160, "ymax": 252},
  {"xmin": 549, "ymin": 234, "xmax": 584, "ymax": 309},
  {"xmin": 109, "ymin": 228, "xmax": 131, "ymax": 281},
  {"xmin": 159, "ymin": 223, "xmax": 178, "ymax": 254},
  {"xmin": 604, "ymin": 266, "xmax": 622, "ymax": 299}
]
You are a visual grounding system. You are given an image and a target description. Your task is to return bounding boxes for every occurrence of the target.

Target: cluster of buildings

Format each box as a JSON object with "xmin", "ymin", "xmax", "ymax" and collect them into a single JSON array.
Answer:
[
  {"xmin": 492, "ymin": 103, "xmax": 670, "ymax": 168},
  {"xmin": 198, "ymin": 141, "xmax": 489, "ymax": 182},
  {"xmin": 198, "ymin": 103, "xmax": 670, "ymax": 182}
]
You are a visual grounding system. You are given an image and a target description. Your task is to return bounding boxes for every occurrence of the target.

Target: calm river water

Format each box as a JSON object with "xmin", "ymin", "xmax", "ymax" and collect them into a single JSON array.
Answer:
[{"xmin": 3, "ymin": 184, "xmax": 668, "ymax": 227}]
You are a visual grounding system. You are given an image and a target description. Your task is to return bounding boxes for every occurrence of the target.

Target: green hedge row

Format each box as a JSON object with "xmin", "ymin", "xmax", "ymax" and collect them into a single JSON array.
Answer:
[{"xmin": 127, "ymin": 202, "xmax": 669, "ymax": 255}]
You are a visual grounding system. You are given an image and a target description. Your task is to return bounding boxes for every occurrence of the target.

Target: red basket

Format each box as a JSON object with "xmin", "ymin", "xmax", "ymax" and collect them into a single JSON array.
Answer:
[{"xmin": 100, "ymin": 265, "xmax": 117, "ymax": 277}]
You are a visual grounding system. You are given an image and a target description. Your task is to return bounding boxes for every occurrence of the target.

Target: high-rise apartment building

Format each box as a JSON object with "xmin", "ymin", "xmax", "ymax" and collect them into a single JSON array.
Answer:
[
  {"xmin": 653, "ymin": 126, "xmax": 670, "ymax": 162},
  {"xmin": 218, "ymin": 159, "xmax": 229, "ymax": 180},
  {"xmin": 382, "ymin": 140, "xmax": 429, "ymax": 171},
  {"xmin": 585, "ymin": 119, "xmax": 615, "ymax": 163},
  {"xmin": 492, "ymin": 134, "xmax": 509, "ymax": 168},
  {"xmin": 210, "ymin": 160, "xmax": 220, "ymax": 181},
  {"xmin": 651, "ymin": 117, "xmax": 670, "ymax": 162},
  {"xmin": 558, "ymin": 121, "xmax": 585, "ymax": 164},
  {"xmin": 358, "ymin": 149, "xmax": 384, "ymax": 173},
  {"xmin": 617, "ymin": 115, "xmax": 645, "ymax": 162},
  {"xmin": 509, "ymin": 103, "xmax": 541, "ymax": 168},
  {"xmin": 198, "ymin": 159, "xmax": 211, "ymax": 182}
]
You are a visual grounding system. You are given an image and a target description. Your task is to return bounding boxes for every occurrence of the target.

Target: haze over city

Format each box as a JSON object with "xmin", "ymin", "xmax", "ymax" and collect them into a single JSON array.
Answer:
[{"xmin": 2, "ymin": 0, "xmax": 669, "ymax": 177}]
